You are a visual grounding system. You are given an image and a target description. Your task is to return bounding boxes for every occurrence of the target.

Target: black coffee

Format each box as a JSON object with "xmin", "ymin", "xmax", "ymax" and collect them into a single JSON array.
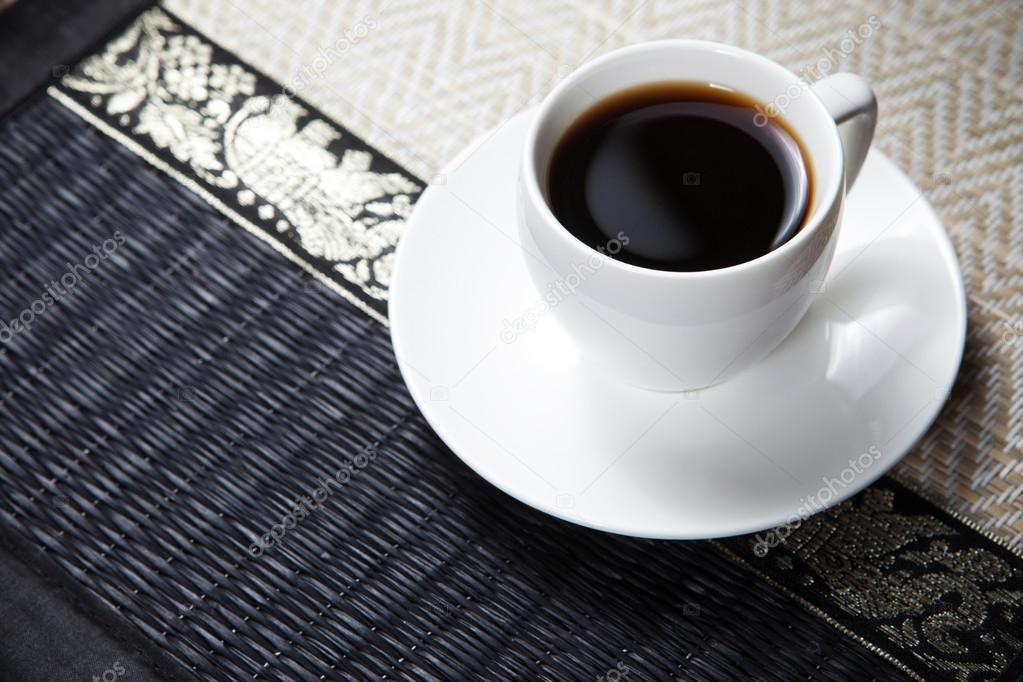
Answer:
[{"xmin": 547, "ymin": 82, "xmax": 811, "ymax": 271}]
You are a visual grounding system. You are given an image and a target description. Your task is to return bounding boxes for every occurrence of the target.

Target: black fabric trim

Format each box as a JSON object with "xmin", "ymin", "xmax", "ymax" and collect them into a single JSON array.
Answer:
[
  {"xmin": 0, "ymin": 522, "xmax": 195, "ymax": 681},
  {"xmin": 720, "ymin": 476, "xmax": 1023, "ymax": 681},
  {"xmin": 51, "ymin": 6, "xmax": 422, "ymax": 323}
]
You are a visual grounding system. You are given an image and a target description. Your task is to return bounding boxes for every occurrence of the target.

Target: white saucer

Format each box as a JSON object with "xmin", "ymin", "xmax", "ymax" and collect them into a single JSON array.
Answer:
[{"xmin": 389, "ymin": 108, "xmax": 966, "ymax": 539}]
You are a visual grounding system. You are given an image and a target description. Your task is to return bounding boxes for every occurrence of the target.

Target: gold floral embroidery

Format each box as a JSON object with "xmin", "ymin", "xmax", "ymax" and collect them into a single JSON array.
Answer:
[
  {"xmin": 57, "ymin": 7, "xmax": 420, "ymax": 314},
  {"xmin": 738, "ymin": 485, "xmax": 1023, "ymax": 681}
]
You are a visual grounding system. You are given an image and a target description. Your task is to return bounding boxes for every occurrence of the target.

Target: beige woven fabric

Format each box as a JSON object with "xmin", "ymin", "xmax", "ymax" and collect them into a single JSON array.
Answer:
[{"xmin": 163, "ymin": 0, "xmax": 1023, "ymax": 547}]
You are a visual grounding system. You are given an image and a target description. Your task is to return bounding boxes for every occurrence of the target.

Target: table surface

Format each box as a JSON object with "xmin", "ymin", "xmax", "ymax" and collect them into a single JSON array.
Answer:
[{"xmin": 2, "ymin": 1, "xmax": 1022, "ymax": 680}]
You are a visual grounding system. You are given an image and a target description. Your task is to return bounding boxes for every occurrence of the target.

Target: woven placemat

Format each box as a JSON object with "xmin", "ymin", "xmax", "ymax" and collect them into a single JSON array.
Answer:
[{"xmin": 2, "ymin": 2, "xmax": 1023, "ymax": 680}]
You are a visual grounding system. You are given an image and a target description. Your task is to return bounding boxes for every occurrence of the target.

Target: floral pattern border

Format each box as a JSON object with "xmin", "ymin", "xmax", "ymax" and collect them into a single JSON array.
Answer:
[
  {"xmin": 720, "ymin": 477, "xmax": 1023, "ymax": 681},
  {"xmin": 53, "ymin": 7, "xmax": 421, "ymax": 321}
]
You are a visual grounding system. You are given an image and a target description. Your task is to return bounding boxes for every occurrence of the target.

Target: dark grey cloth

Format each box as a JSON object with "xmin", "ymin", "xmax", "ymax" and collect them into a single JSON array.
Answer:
[
  {"xmin": 0, "ymin": 0, "xmax": 155, "ymax": 117},
  {"xmin": 0, "ymin": 523, "xmax": 192, "ymax": 681}
]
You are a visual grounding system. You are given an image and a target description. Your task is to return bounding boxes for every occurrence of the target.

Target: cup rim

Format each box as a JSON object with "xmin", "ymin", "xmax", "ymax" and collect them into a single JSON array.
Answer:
[{"xmin": 521, "ymin": 39, "xmax": 845, "ymax": 280}]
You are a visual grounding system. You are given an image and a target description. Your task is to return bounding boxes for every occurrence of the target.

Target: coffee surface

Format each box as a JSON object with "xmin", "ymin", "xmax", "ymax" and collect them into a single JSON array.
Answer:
[{"xmin": 547, "ymin": 82, "xmax": 810, "ymax": 271}]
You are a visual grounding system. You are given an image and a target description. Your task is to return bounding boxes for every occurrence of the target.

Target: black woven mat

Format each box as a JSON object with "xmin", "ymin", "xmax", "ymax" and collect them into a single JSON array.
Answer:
[{"xmin": 0, "ymin": 89, "xmax": 905, "ymax": 680}]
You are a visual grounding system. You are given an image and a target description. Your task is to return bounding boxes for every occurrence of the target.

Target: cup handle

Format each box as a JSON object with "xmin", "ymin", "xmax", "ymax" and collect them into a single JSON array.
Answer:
[{"xmin": 810, "ymin": 73, "xmax": 877, "ymax": 189}]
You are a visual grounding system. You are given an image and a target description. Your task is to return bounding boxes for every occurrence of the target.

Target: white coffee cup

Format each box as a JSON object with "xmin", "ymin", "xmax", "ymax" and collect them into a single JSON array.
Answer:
[{"xmin": 518, "ymin": 40, "xmax": 876, "ymax": 391}]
